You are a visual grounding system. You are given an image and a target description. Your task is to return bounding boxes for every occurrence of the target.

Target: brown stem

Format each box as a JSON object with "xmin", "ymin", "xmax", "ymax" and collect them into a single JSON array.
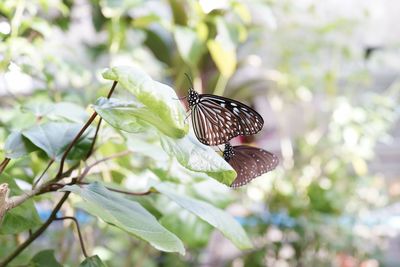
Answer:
[
  {"xmin": 0, "ymin": 158, "xmax": 11, "ymax": 175},
  {"xmin": 56, "ymin": 81, "xmax": 118, "ymax": 179},
  {"xmin": 54, "ymin": 216, "xmax": 88, "ymax": 258},
  {"xmin": 33, "ymin": 159, "xmax": 55, "ymax": 188},
  {"xmin": 55, "ymin": 112, "xmax": 98, "ymax": 179},
  {"xmin": 0, "ymin": 192, "xmax": 70, "ymax": 267},
  {"xmin": 86, "ymin": 118, "xmax": 102, "ymax": 159}
]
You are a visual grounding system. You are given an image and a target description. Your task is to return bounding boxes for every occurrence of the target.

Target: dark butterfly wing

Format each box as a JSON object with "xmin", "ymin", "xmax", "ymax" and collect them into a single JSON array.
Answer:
[
  {"xmin": 191, "ymin": 94, "xmax": 264, "ymax": 145},
  {"xmin": 191, "ymin": 98, "xmax": 241, "ymax": 145},
  {"xmin": 227, "ymin": 145, "xmax": 279, "ymax": 188}
]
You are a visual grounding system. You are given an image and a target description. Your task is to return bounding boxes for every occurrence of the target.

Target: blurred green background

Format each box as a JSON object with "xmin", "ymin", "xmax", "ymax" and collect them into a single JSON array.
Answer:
[{"xmin": 1, "ymin": 0, "xmax": 400, "ymax": 266}]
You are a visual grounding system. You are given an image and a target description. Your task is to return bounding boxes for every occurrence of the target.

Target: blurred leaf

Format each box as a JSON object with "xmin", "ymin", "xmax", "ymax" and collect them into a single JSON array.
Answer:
[
  {"xmin": 233, "ymin": 2, "xmax": 251, "ymax": 24},
  {"xmin": 159, "ymin": 131, "xmax": 236, "ymax": 185},
  {"xmin": 4, "ymin": 131, "xmax": 38, "ymax": 159},
  {"xmin": 0, "ymin": 174, "xmax": 42, "ymax": 234},
  {"xmin": 160, "ymin": 209, "xmax": 213, "ymax": 249},
  {"xmin": 144, "ymin": 29, "xmax": 172, "ymax": 65},
  {"xmin": 102, "ymin": 67, "xmax": 188, "ymax": 138},
  {"xmin": 22, "ymin": 102, "xmax": 88, "ymax": 123},
  {"xmin": 79, "ymin": 255, "xmax": 107, "ymax": 267},
  {"xmin": 94, "ymin": 97, "xmax": 181, "ymax": 137},
  {"xmin": 174, "ymin": 26, "xmax": 205, "ymax": 66},
  {"xmin": 154, "ymin": 183, "xmax": 253, "ymax": 250},
  {"xmin": 168, "ymin": 0, "xmax": 188, "ymax": 25},
  {"xmin": 100, "ymin": 0, "xmax": 143, "ymax": 17},
  {"xmin": 28, "ymin": 250, "xmax": 62, "ymax": 267},
  {"xmin": 207, "ymin": 40, "xmax": 236, "ymax": 78},
  {"xmin": 61, "ymin": 182, "xmax": 185, "ymax": 255},
  {"xmin": 22, "ymin": 122, "xmax": 93, "ymax": 161}
]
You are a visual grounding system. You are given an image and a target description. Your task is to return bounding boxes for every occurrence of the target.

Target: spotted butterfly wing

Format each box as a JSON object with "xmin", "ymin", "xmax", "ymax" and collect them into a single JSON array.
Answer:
[
  {"xmin": 188, "ymin": 90, "xmax": 264, "ymax": 146},
  {"xmin": 223, "ymin": 143, "xmax": 279, "ymax": 188}
]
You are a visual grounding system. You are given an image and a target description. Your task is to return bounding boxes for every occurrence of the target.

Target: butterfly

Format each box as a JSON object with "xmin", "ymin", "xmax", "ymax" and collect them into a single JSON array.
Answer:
[
  {"xmin": 185, "ymin": 79, "xmax": 264, "ymax": 146},
  {"xmin": 223, "ymin": 143, "xmax": 279, "ymax": 188}
]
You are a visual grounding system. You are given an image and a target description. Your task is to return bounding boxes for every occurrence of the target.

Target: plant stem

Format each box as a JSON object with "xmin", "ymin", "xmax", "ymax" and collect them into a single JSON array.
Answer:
[
  {"xmin": 54, "ymin": 216, "xmax": 88, "ymax": 258},
  {"xmin": 56, "ymin": 81, "xmax": 118, "ymax": 179},
  {"xmin": 0, "ymin": 81, "xmax": 119, "ymax": 266},
  {"xmin": 0, "ymin": 158, "xmax": 11, "ymax": 176},
  {"xmin": 0, "ymin": 192, "xmax": 70, "ymax": 267},
  {"xmin": 33, "ymin": 159, "xmax": 55, "ymax": 188}
]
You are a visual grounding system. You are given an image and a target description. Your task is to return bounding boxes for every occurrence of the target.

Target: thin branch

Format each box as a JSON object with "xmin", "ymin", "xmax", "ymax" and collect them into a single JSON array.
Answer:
[
  {"xmin": 0, "ymin": 192, "xmax": 71, "ymax": 267},
  {"xmin": 33, "ymin": 159, "xmax": 55, "ymax": 188},
  {"xmin": 76, "ymin": 150, "xmax": 132, "ymax": 183},
  {"xmin": 55, "ymin": 112, "xmax": 98, "ymax": 179},
  {"xmin": 56, "ymin": 81, "xmax": 118, "ymax": 179},
  {"xmin": 86, "ymin": 118, "xmax": 102, "ymax": 159},
  {"xmin": 0, "ymin": 158, "xmax": 11, "ymax": 175},
  {"xmin": 54, "ymin": 216, "xmax": 88, "ymax": 258}
]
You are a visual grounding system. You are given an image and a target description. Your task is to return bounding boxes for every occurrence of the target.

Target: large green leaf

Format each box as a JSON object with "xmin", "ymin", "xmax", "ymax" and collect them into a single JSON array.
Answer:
[
  {"xmin": 79, "ymin": 255, "xmax": 107, "ymax": 267},
  {"xmin": 61, "ymin": 182, "xmax": 185, "ymax": 255},
  {"xmin": 28, "ymin": 250, "xmax": 62, "ymax": 267},
  {"xmin": 159, "ymin": 131, "xmax": 236, "ymax": 186},
  {"xmin": 0, "ymin": 174, "xmax": 42, "ymax": 234},
  {"xmin": 102, "ymin": 66, "xmax": 188, "ymax": 138},
  {"xmin": 154, "ymin": 183, "xmax": 253, "ymax": 250},
  {"xmin": 22, "ymin": 122, "xmax": 93, "ymax": 161},
  {"xmin": 4, "ymin": 131, "xmax": 38, "ymax": 159},
  {"xmin": 93, "ymin": 97, "xmax": 179, "ymax": 136},
  {"xmin": 22, "ymin": 101, "xmax": 88, "ymax": 123},
  {"xmin": 174, "ymin": 26, "xmax": 205, "ymax": 66}
]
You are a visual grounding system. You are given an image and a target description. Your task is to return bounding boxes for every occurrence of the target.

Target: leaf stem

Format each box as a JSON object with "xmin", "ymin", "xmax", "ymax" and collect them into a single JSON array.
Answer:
[
  {"xmin": 56, "ymin": 81, "xmax": 118, "ymax": 179},
  {"xmin": 0, "ymin": 158, "xmax": 11, "ymax": 176},
  {"xmin": 54, "ymin": 216, "xmax": 88, "ymax": 258},
  {"xmin": 32, "ymin": 159, "xmax": 55, "ymax": 189}
]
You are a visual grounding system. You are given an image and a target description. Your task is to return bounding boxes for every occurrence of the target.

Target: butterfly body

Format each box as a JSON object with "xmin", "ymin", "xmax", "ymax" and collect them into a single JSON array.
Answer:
[
  {"xmin": 187, "ymin": 88, "xmax": 264, "ymax": 146},
  {"xmin": 224, "ymin": 143, "xmax": 279, "ymax": 188}
]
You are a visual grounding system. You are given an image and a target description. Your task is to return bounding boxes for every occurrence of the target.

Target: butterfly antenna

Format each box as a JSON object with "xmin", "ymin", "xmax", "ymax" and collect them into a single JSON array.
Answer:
[{"xmin": 184, "ymin": 73, "xmax": 195, "ymax": 89}]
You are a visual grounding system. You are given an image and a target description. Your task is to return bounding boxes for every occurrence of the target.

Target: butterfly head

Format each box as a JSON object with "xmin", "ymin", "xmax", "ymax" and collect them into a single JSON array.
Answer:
[
  {"xmin": 187, "ymin": 88, "xmax": 200, "ymax": 108},
  {"xmin": 223, "ymin": 143, "xmax": 235, "ymax": 161}
]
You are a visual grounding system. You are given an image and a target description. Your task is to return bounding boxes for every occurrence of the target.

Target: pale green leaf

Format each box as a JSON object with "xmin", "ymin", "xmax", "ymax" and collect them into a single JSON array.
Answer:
[
  {"xmin": 22, "ymin": 122, "xmax": 93, "ymax": 161},
  {"xmin": 61, "ymin": 182, "xmax": 185, "ymax": 255},
  {"xmin": 174, "ymin": 26, "xmax": 205, "ymax": 66},
  {"xmin": 79, "ymin": 255, "xmax": 107, "ymax": 267},
  {"xmin": 159, "ymin": 131, "xmax": 236, "ymax": 186},
  {"xmin": 102, "ymin": 66, "xmax": 188, "ymax": 138},
  {"xmin": 154, "ymin": 183, "xmax": 253, "ymax": 250},
  {"xmin": 4, "ymin": 131, "xmax": 37, "ymax": 159}
]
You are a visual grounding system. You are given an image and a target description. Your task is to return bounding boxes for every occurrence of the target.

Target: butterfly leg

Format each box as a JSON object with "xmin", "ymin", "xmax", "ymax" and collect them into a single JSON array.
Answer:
[{"xmin": 184, "ymin": 111, "xmax": 191, "ymax": 123}]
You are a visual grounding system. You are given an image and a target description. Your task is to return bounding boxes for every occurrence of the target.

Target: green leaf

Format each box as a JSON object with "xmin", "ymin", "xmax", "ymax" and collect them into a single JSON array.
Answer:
[
  {"xmin": 174, "ymin": 26, "xmax": 205, "ymax": 66},
  {"xmin": 159, "ymin": 131, "xmax": 236, "ymax": 186},
  {"xmin": 61, "ymin": 182, "xmax": 185, "ymax": 255},
  {"xmin": 207, "ymin": 18, "xmax": 238, "ymax": 78},
  {"xmin": 102, "ymin": 67, "xmax": 188, "ymax": 138},
  {"xmin": 160, "ymin": 209, "xmax": 213, "ymax": 249},
  {"xmin": 28, "ymin": 250, "xmax": 62, "ymax": 267},
  {"xmin": 79, "ymin": 255, "xmax": 107, "ymax": 267},
  {"xmin": 207, "ymin": 40, "xmax": 236, "ymax": 78},
  {"xmin": 22, "ymin": 101, "xmax": 88, "ymax": 123},
  {"xmin": 94, "ymin": 97, "xmax": 179, "ymax": 136},
  {"xmin": 154, "ymin": 183, "xmax": 253, "ymax": 250},
  {"xmin": 0, "ymin": 174, "xmax": 42, "ymax": 234},
  {"xmin": 4, "ymin": 131, "xmax": 38, "ymax": 159},
  {"xmin": 22, "ymin": 122, "xmax": 93, "ymax": 161}
]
